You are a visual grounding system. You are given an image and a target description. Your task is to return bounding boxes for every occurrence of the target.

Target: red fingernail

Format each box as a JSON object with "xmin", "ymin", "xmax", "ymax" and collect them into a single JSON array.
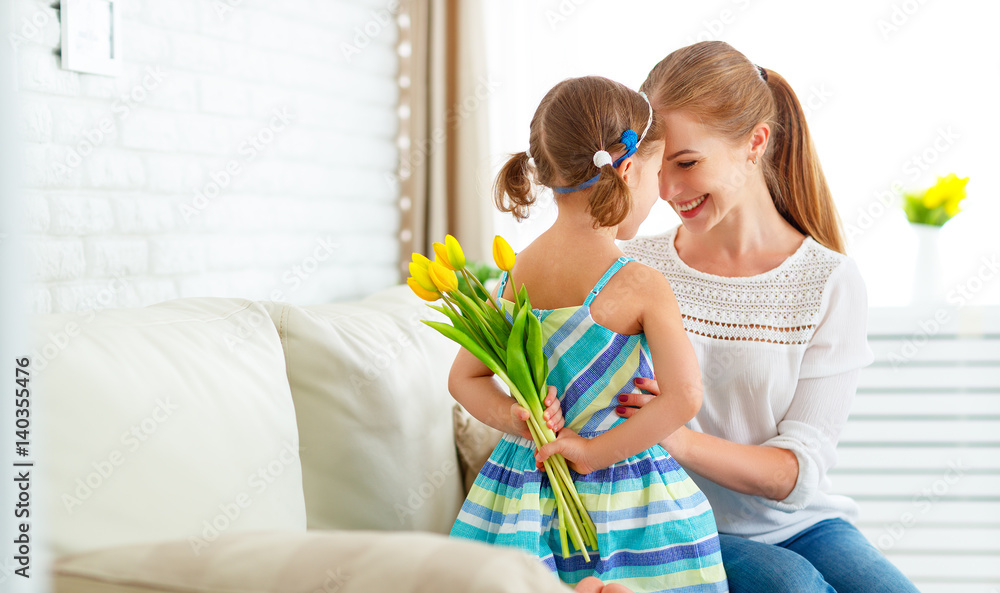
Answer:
[
  {"xmin": 616, "ymin": 406, "xmax": 626, "ymax": 414},
  {"xmin": 618, "ymin": 394, "xmax": 628, "ymax": 403},
  {"xmin": 635, "ymin": 378, "xmax": 645, "ymax": 384}
]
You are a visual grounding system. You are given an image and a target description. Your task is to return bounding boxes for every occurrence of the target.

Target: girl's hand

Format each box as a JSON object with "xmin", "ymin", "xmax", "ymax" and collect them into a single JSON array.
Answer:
[
  {"xmin": 541, "ymin": 386, "xmax": 564, "ymax": 433},
  {"xmin": 535, "ymin": 427, "xmax": 600, "ymax": 475},
  {"xmin": 511, "ymin": 386, "xmax": 562, "ymax": 440},
  {"xmin": 615, "ymin": 376, "xmax": 659, "ymax": 418},
  {"xmin": 509, "ymin": 403, "xmax": 533, "ymax": 440}
]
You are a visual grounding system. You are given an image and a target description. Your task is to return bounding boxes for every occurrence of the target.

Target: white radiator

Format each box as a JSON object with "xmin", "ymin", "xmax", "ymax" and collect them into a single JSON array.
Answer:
[{"xmin": 832, "ymin": 306, "xmax": 1000, "ymax": 592}]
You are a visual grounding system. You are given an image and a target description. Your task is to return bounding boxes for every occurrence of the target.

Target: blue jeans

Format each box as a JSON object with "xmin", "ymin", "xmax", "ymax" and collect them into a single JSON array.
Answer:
[{"xmin": 719, "ymin": 518, "xmax": 921, "ymax": 593}]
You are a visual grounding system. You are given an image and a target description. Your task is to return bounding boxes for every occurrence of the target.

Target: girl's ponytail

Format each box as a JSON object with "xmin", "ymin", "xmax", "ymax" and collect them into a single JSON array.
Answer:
[
  {"xmin": 588, "ymin": 162, "xmax": 631, "ymax": 228},
  {"xmin": 493, "ymin": 77, "xmax": 663, "ymax": 227},
  {"xmin": 493, "ymin": 151, "xmax": 534, "ymax": 221},
  {"xmin": 764, "ymin": 70, "xmax": 845, "ymax": 253}
]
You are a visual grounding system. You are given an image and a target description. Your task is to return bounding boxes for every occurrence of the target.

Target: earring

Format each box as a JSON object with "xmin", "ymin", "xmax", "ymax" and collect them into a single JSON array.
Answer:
[{"xmin": 751, "ymin": 157, "xmax": 757, "ymax": 165}]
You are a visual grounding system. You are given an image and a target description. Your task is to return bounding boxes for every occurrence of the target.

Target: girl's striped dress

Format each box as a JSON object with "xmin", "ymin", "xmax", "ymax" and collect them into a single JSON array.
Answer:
[{"xmin": 451, "ymin": 257, "xmax": 728, "ymax": 592}]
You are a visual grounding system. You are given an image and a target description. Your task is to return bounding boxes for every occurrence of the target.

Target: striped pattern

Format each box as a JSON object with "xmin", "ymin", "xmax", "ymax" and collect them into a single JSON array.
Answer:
[
  {"xmin": 833, "ymin": 306, "xmax": 1000, "ymax": 592},
  {"xmin": 451, "ymin": 260, "xmax": 728, "ymax": 592}
]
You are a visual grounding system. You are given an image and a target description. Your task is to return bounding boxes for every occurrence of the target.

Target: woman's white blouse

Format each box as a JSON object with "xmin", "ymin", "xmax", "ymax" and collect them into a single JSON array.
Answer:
[{"xmin": 623, "ymin": 226, "xmax": 875, "ymax": 544}]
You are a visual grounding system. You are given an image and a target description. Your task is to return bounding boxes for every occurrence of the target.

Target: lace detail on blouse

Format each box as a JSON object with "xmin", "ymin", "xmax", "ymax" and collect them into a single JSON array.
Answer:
[{"xmin": 623, "ymin": 228, "xmax": 846, "ymax": 345}]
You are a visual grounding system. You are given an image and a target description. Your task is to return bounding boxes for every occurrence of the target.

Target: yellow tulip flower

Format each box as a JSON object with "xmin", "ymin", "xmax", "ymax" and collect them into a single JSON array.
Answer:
[
  {"xmin": 492, "ymin": 235, "xmax": 515, "ymax": 272},
  {"xmin": 922, "ymin": 173, "xmax": 969, "ymax": 210},
  {"xmin": 432, "ymin": 242, "xmax": 456, "ymax": 270},
  {"xmin": 409, "ymin": 262, "xmax": 437, "ymax": 292},
  {"xmin": 444, "ymin": 234, "xmax": 466, "ymax": 270},
  {"xmin": 428, "ymin": 260, "xmax": 459, "ymax": 293},
  {"xmin": 411, "ymin": 252, "xmax": 432, "ymax": 271},
  {"xmin": 407, "ymin": 277, "xmax": 441, "ymax": 301}
]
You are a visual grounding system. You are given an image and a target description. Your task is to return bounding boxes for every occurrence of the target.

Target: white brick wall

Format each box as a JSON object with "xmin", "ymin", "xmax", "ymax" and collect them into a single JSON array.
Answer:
[{"xmin": 14, "ymin": 0, "xmax": 402, "ymax": 313}]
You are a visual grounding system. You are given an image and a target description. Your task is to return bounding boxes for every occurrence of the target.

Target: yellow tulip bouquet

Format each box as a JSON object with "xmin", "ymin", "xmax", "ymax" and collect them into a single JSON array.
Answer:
[
  {"xmin": 902, "ymin": 173, "xmax": 970, "ymax": 226},
  {"xmin": 407, "ymin": 234, "xmax": 598, "ymax": 561}
]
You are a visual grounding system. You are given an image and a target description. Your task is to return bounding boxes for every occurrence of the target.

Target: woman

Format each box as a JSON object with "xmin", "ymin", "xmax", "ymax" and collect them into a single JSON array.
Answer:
[{"xmin": 615, "ymin": 41, "xmax": 921, "ymax": 592}]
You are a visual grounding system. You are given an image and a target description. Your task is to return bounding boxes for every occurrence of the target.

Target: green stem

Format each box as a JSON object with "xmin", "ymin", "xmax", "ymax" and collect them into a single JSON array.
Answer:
[
  {"xmin": 462, "ymin": 269, "xmax": 494, "ymax": 305},
  {"xmin": 527, "ymin": 415, "xmax": 594, "ymax": 557},
  {"xmin": 547, "ymin": 460, "xmax": 590, "ymax": 562},
  {"xmin": 558, "ymin": 488, "xmax": 570, "ymax": 558}
]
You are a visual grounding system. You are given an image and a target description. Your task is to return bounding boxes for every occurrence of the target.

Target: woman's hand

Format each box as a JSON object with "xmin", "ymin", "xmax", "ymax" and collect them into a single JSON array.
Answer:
[
  {"xmin": 535, "ymin": 427, "xmax": 600, "ymax": 475},
  {"xmin": 510, "ymin": 386, "xmax": 563, "ymax": 440},
  {"xmin": 615, "ymin": 376, "xmax": 689, "ymax": 456},
  {"xmin": 615, "ymin": 376, "xmax": 659, "ymax": 418}
]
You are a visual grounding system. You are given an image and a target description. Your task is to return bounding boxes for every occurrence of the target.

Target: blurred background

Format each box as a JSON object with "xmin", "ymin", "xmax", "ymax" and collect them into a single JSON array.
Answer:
[
  {"xmin": 484, "ymin": 0, "xmax": 999, "ymax": 308},
  {"xmin": 1, "ymin": 1, "xmax": 997, "ymax": 591}
]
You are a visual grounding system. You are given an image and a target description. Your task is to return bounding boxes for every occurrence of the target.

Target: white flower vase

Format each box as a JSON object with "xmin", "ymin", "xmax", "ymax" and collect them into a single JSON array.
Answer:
[{"xmin": 911, "ymin": 223, "xmax": 943, "ymax": 305}]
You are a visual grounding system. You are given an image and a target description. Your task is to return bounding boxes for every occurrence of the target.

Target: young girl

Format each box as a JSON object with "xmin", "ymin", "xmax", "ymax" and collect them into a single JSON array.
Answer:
[{"xmin": 449, "ymin": 76, "xmax": 729, "ymax": 593}]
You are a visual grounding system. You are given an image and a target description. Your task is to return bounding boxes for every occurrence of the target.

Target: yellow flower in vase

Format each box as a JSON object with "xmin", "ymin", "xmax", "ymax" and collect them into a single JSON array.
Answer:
[{"xmin": 903, "ymin": 173, "xmax": 969, "ymax": 227}]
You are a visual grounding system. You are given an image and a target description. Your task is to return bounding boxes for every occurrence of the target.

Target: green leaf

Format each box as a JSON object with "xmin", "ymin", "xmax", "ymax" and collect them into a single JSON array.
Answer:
[
  {"xmin": 506, "ymin": 307, "xmax": 542, "ymax": 415},
  {"xmin": 451, "ymin": 290, "xmax": 507, "ymax": 358},
  {"xmin": 421, "ymin": 319, "xmax": 533, "ymax": 414},
  {"xmin": 525, "ymin": 308, "xmax": 549, "ymax": 393}
]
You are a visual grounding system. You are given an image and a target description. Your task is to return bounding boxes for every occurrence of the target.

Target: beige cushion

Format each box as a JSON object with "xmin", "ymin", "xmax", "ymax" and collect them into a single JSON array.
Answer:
[
  {"xmin": 453, "ymin": 404, "xmax": 504, "ymax": 494},
  {"xmin": 53, "ymin": 530, "xmax": 571, "ymax": 593},
  {"xmin": 263, "ymin": 286, "xmax": 463, "ymax": 534},
  {"xmin": 33, "ymin": 298, "xmax": 307, "ymax": 557}
]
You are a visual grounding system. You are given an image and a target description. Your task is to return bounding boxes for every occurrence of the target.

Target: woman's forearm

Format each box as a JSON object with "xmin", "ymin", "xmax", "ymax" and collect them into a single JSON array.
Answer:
[{"xmin": 668, "ymin": 427, "xmax": 799, "ymax": 501}]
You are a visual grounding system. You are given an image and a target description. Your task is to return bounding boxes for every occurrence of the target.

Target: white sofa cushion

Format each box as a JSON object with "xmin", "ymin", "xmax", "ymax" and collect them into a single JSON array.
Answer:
[
  {"xmin": 52, "ymin": 530, "xmax": 571, "ymax": 593},
  {"xmin": 33, "ymin": 298, "xmax": 307, "ymax": 557},
  {"xmin": 264, "ymin": 285, "xmax": 463, "ymax": 534}
]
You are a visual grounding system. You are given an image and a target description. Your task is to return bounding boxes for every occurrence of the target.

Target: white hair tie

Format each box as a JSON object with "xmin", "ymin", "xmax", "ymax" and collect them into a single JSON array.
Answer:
[{"xmin": 593, "ymin": 150, "xmax": 613, "ymax": 168}]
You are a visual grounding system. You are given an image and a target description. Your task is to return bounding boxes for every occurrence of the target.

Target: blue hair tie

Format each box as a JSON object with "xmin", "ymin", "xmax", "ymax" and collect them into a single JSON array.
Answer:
[{"xmin": 552, "ymin": 129, "xmax": 639, "ymax": 194}]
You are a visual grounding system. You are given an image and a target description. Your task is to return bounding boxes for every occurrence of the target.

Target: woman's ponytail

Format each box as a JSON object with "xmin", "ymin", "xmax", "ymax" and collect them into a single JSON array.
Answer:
[
  {"xmin": 643, "ymin": 41, "xmax": 846, "ymax": 254},
  {"xmin": 764, "ymin": 70, "xmax": 845, "ymax": 253},
  {"xmin": 493, "ymin": 151, "xmax": 534, "ymax": 221}
]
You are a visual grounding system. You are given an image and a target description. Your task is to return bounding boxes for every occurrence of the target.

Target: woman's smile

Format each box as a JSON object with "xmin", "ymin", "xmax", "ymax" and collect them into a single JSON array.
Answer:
[{"xmin": 674, "ymin": 194, "xmax": 708, "ymax": 217}]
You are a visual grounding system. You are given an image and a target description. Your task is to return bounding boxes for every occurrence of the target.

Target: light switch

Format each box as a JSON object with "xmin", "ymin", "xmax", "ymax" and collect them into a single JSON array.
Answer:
[{"xmin": 60, "ymin": 0, "xmax": 122, "ymax": 76}]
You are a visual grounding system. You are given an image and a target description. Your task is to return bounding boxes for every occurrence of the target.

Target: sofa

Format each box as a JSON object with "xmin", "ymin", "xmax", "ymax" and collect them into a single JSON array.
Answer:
[{"xmin": 32, "ymin": 286, "xmax": 571, "ymax": 592}]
